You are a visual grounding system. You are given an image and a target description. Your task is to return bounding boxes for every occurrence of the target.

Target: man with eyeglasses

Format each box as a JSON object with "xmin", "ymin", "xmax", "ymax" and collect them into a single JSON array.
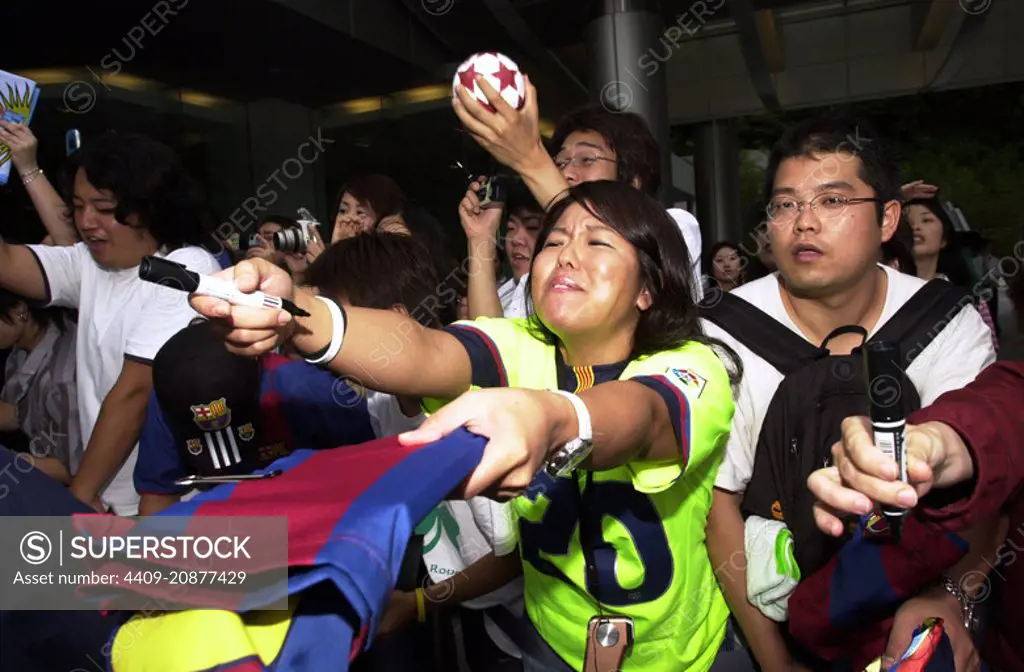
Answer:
[
  {"xmin": 699, "ymin": 117, "xmax": 995, "ymax": 670},
  {"xmin": 452, "ymin": 81, "xmax": 703, "ymax": 302}
]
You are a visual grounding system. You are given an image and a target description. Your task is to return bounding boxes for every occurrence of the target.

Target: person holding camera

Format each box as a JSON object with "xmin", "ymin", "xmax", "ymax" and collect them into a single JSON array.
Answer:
[
  {"xmin": 459, "ymin": 179, "xmax": 543, "ymax": 319},
  {"xmin": 245, "ymin": 214, "xmax": 324, "ymax": 283}
]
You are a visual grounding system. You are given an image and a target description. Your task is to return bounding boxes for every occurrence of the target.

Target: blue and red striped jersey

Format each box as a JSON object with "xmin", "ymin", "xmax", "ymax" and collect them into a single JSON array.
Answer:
[{"xmin": 98, "ymin": 429, "xmax": 487, "ymax": 672}]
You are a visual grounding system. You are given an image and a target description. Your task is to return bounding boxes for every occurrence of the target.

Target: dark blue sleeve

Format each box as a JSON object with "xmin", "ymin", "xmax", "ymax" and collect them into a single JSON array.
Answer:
[
  {"xmin": 443, "ymin": 324, "xmax": 508, "ymax": 389},
  {"xmin": 631, "ymin": 375, "xmax": 692, "ymax": 469},
  {"xmin": 276, "ymin": 364, "xmax": 377, "ymax": 451},
  {"xmin": 134, "ymin": 392, "xmax": 188, "ymax": 495}
]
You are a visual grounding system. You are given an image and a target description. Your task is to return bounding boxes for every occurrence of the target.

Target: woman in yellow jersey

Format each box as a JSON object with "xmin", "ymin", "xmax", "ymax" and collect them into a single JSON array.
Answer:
[{"xmin": 192, "ymin": 180, "xmax": 741, "ymax": 672}]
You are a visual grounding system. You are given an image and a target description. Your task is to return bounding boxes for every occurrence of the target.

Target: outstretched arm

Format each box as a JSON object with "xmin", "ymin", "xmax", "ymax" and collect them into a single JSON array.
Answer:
[
  {"xmin": 287, "ymin": 290, "xmax": 474, "ymax": 399},
  {"xmin": 191, "ymin": 259, "xmax": 475, "ymax": 401}
]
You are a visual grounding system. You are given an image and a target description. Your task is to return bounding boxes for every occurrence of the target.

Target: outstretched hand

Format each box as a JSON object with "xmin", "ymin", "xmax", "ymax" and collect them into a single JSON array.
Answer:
[
  {"xmin": 808, "ymin": 417, "xmax": 966, "ymax": 537},
  {"xmin": 453, "ymin": 75, "xmax": 544, "ymax": 174},
  {"xmin": 188, "ymin": 259, "xmax": 297, "ymax": 357},
  {"xmin": 398, "ymin": 388, "xmax": 573, "ymax": 500}
]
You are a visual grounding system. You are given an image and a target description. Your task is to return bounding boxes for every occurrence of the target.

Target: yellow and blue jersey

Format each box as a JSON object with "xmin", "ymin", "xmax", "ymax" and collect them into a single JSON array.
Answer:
[{"xmin": 426, "ymin": 317, "xmax": 736, "ymax": 671}]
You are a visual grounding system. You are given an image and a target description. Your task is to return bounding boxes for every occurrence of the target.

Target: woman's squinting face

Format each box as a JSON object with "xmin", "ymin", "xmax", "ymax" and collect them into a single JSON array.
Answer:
[
  {"xmin": 713, "ymin": 247, "xmax": 742, "ymax": 284},
  {"xmin": 333, "ymin": 192, "xmax": 376, "ymax": 241},
  {"xmin": 906, "ymin": 204, "xmax": 946, "ymax": 258},
  {"xmin": 72, "ymin": 168, "xmax": 158, "ymax": 269},
  {"xmin": 531, "ymin": 202, "xmax": 650, "ymax": 339}
]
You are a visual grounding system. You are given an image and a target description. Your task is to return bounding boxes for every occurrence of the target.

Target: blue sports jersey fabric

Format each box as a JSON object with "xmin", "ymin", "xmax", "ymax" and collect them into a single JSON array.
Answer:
[{"xmin": 94, "ymin": 429, "xmax": 487, "ymax": 671}]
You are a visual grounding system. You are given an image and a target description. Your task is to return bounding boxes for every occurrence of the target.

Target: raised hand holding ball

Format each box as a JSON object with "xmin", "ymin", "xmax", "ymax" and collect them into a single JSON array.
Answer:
[{"xmin": 452, "ymin": 52, "xmax": 526, "ymax": 112}]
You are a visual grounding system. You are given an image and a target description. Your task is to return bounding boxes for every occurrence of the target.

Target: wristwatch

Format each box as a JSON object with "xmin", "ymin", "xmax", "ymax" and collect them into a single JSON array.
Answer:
[{"xmin": 545, "ymin": 390, "xmax": 594, "ymax": 478}]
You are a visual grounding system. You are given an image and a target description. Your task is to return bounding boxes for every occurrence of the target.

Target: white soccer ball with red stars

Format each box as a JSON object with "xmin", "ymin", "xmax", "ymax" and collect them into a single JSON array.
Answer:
[{"xmin": 452, "ymin": 52, "xmax": 527, "ymax": 112}]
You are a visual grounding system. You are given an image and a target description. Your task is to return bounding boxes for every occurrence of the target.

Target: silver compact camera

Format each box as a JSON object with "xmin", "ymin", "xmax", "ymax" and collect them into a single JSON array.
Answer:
[{"xmin": 273, "ymin": 207, "xmax": 321, "ymax": 254}]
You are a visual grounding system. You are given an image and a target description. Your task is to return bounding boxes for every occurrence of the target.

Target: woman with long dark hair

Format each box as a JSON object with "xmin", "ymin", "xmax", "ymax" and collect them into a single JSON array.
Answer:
[
  {"xmin": 906, "ymin": 198, "xmax": 998, "ymax": 349},
  {"xmin": 188, "ymin": 181, "xmax": 741, "ymax": 671}
]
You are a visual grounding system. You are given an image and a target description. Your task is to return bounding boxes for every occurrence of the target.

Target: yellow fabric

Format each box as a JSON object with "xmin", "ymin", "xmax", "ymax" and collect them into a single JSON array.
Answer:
[
  {"xmin": 427, "ymin": 317, "xmax": 736, "ymax": 671},
  {"xmin": 111, "ymin": 599, "xmax": 296, "ymax": 672}
]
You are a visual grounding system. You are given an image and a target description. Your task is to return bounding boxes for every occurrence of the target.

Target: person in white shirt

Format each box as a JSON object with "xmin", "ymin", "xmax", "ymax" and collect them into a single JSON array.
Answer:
[
  {"xmin": 0, "ymin": 132, "xmax": 219, "ymax": 515},
  {"xmin": 451, "ymin": 94, "xmax": 704, "ymax": 303},
  {"xmin": 700, "ymin": 117, "xmax": 996, "ymax": 671}
]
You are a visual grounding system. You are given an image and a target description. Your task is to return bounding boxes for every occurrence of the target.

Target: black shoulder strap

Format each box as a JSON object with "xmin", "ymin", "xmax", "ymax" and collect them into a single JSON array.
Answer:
[
  {"xmin": 870, "ymin": 279, "xmax": 973, "ymax": 369},
  {"xmin": 699, "ymin": 291, "xmax": 821, "ymax": 375}
]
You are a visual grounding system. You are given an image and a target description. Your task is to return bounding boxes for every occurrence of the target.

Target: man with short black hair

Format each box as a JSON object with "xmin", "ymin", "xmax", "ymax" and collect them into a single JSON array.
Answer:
[{"xmin": 701, "ymin": 116, "xmax": 996, "ymax": 670}]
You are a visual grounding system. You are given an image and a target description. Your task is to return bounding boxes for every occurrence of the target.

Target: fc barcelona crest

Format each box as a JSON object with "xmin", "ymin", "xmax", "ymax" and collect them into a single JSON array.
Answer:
[
  {"xmin": 239, "ymin": 423, "xmax": 255, "ymax": 441},
  {"xmin": 186, "ymin": 438, "xmax": 203, "ymax": 456},
  {"xmin": 191, "ymin": 398, "xmax": 232, "ymax": 432}
]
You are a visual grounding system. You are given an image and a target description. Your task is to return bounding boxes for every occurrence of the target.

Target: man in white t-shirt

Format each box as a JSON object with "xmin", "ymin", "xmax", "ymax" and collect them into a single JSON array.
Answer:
[
  {"xmin": 0, "ymin": 132, "xmax": 219, "ymax": 515},
  {"xmin": 701, "ymin": 117, "xmax": 995, "ymax": 671}
]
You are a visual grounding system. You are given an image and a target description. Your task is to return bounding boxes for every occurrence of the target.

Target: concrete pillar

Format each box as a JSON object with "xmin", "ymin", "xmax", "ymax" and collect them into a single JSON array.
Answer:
[
  {"xmin": 694, "ymin": 119, "xmax": 742, "ymax": 250},
  {"xmin": 585, "ymin": 0, "xmax": 671, "ymax": 206},
  {"xmin": 227, "ymin": 99, "xmax": 330, "ymax": 237}
]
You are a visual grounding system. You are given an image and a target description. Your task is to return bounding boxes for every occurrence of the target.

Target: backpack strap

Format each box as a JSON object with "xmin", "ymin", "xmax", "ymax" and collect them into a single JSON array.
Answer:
[
  {"xmin": 869, "ymin": 279, "xmax": 973, "ymax": 369},
  {"xmin": 699, "ymin": 291, "xmax": 822, "ymax": 376},
  {"xmin": 819, "ymin": 325, "xmax": 868, "ymax": 352}
]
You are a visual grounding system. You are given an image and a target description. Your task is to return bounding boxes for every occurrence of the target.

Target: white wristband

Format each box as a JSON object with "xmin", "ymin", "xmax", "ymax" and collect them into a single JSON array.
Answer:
[
  {"xmin": 304, "ymin": 296, "xmax": 345, "ymax": 366},
  {"xmin": 552, "ymin": 390, "xmax": 593, "ymax": 443}
]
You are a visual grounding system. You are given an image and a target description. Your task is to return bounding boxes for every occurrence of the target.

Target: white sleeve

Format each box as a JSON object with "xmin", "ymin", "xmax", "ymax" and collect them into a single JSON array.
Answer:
[
  {"xmin": 26, "ymin": 243, "xmax": 88, "ymax": 309},
  {"xmin": 366, "ymin": 391, "xmax": 424, "ymax": 438},
  {"xmin": 124, "ymin": 248, "xmax": 217, "ymax": 364},
  {"xmin": 667, "ymin": 208, "xmax": 703, "ymax": 302},
  {"xmin": 702, "ymin": 317, "xmax": 756, "ymax": 493},
  {"xmin": 714, "ymin": 373, "xmax": 756, "ymax": 493},
  {"xmin": 468, "ymin": 497, "xmax": 517, "ymax": 557},
  {"xmin": 911, "ymin": 304, "xmax": 997, "ymax": 406}
]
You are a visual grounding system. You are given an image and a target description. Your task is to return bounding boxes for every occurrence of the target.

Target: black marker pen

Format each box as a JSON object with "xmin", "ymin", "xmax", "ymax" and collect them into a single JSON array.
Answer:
[
  {"xmin": 863, "ymin": 341, "xmax": 907, "ymax": 542},
  {"xmin": 139, "ymin": 256, "xmax": 309, "ymax": 317}
]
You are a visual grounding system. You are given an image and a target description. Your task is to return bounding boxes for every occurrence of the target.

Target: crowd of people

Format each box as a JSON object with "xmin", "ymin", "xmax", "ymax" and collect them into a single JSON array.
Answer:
[{"xmin": 0, "ymin": 72, "xmax": 1020, "ymax": 672}]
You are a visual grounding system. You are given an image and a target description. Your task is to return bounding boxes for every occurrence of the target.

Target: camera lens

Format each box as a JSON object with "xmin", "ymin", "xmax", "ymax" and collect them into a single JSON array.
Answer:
[{"xmin": 273, "ymin": 228, "xmax": 306, "ymax": 254}]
